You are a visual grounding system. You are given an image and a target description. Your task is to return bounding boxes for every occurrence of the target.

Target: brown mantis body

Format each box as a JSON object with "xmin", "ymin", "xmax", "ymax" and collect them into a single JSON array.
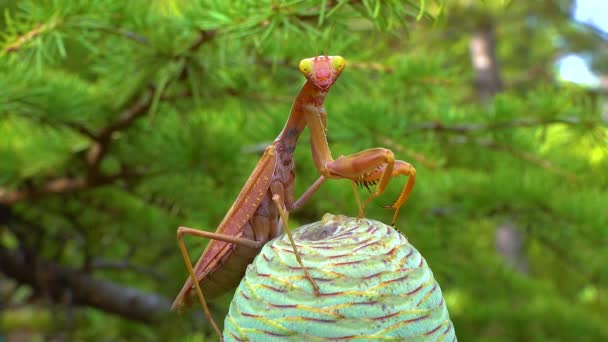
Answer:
[{"xmin": 172, "ymin": 56, "xmax": 416, "ymax": 339}]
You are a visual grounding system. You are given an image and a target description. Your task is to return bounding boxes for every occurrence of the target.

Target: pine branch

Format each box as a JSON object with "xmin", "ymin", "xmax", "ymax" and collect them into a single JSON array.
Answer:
[
  {"xmin": 6, "ymin": 107, "xmax": 98, "ymax": 140},
  {"xmin": 0, "ymin": 245, "xmax": 171, "ymax": 323},
  {"xmin": 0, "ymin": 207, "xmax": 211, "ymax": 328},
  {"xmin": 0, "ymin": 30, "xmax": 217, "ymax": 205},
  {"xmin": 486, "ymin": 140, "xmax": 577, "ymax": 182},
  {"xmin": 85, "ymin": 87, "xmax": 155, "ymax": 179},
  {"xmin": 3, "ymin": 19, "xmax": 149, "ymax": 55},
  {"xmin": 160, "ymin": 90, "xmax": 193, "ymax": 101},
  {"xmin": 3, "ymin": 23, "xmax": 50, "ymax": 54},
  {"xmin": 407, "ymin": 116, "xmax": 588, "ymax": 135},
  {"xmin": 460, "ymin": 137, "xmax": 578, "ymax": 181},
  {"xmin": 187, "ymin": 30, "xmax": 216, "ymax": 53},
  {"xmin": 77, "ymin": 25, "xmax": 150, "ymax": 46},
  {"xmin": 532, "ymin": 229, "xmax": 597, "ymax": 283},
  {"xmin": 404, "ymin": 116, "xmax": 589, "ymax": 180},
  {"xmin": 62, "ymin": 121, "xmax": 98, "ymax": 140},
  {"xmin": 377, "ymin": 135, "xmax": 440, "ymax": 169},
  {"xmin": 85, "ymin": 30, "xmax": 215, "ymax": 179},
  {"xmin": 176, "ymin": 30, "xmax": 215, "ymax": 81},
  {"xmin": 0, "ymin": 168, "xmax": 141, "ymax": 204}
]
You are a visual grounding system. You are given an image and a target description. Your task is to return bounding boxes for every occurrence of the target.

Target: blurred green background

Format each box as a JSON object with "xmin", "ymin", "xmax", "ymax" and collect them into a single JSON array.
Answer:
[{"xmin": 1, "ymin": 0, "xmax": 607, "ymax": 341}]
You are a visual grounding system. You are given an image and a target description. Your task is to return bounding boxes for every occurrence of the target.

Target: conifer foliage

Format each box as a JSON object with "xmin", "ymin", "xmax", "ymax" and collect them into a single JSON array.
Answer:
[{"xmin": 0, "ymin": 1, "xmax": 606, "ymax": 340}]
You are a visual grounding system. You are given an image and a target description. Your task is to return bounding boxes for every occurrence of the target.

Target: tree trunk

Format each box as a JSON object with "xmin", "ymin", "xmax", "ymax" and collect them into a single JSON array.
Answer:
[{"xmin": 470, "ymin": 22, "xmax": 503, "ymax": 102}]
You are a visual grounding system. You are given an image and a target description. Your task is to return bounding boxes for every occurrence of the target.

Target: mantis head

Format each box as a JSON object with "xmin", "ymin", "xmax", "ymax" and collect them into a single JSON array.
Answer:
[{"xmin": 298, "ymin": 56, "xmax": 346, "ymax": 91}]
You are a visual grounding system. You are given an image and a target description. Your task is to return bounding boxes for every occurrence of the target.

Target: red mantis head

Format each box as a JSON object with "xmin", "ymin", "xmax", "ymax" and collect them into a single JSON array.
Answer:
[{"xmin": 298, "ymin": 55, "xmax": 346, "ymax": 91}]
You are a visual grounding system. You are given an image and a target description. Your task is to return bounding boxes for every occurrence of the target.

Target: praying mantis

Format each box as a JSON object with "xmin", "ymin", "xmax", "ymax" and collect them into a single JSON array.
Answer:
[{"xmin": 172, "ymin": 56, "xmax": 416, "ymax": 339}]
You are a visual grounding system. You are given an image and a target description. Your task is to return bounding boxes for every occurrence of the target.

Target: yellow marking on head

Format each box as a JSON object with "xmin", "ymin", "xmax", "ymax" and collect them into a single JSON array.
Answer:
[
  {"xmin": 331, "ymin": 56, "xmax": 346, "ymax": 72},
  {"xmin": 298, "ymin": 59, "xmax": 313, "ymax": 76}
]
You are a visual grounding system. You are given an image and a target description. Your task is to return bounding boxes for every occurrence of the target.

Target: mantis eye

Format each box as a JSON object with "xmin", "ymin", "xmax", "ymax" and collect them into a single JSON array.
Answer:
[
  {"xmin": 332, "ymin": 56, "xmax": 346, "ymax": 72},
  {"xmin": 299, "ymin": 59, "xmax": 313, "ymax": 76}
]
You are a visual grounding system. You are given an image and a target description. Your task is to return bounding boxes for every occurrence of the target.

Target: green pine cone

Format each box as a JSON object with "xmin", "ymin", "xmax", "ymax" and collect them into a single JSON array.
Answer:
[{"xmin": 224, "ymin": 214, "xmax": 456, "ymax": 341}]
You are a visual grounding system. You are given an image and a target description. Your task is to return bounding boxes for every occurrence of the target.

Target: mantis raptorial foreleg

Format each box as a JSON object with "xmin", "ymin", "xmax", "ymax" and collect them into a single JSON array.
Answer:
[
  {"xmin": 272, "ymin": 194, "xmax": 321, "ymax": 295},
  {"xmin": 176, "ymin": 227, "xmax": 263, "ymax": 339},
  {"xmin": 323, "ymin": 148, "xmax": 417, "ymax": 226},
  {"xmin": 291, "ymin": 152, "xmax": 416, "ymax": 226}
]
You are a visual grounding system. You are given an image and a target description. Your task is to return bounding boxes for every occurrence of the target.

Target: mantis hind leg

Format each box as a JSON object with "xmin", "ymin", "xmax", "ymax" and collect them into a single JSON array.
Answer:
[
  {"xmin": 272, "ymin": 194, "xmax": 321, "ymax": 295},
  {"xmin": 176, "ymin": 228, "xmax": 222, "ymax": 338},
  {"xmin": 175, "ymin": 227, "xmax": 263, "ymax": 340}
]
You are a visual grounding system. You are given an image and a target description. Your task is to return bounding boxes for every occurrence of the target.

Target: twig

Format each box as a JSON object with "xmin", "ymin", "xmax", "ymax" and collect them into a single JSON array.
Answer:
[
  {"xmin": 176, "ymin": 30, "xmax": 216, "ymax": 81},
  {"xmin": 462, "ymin": 137, "xmax": 577, "ymax": 181},
  {"xmin": 85, "ymin": 30, "xmax": 216, "ymax": 178},
  {"xmin": 406, "ymin": 117, "xmax": 586, "ymax": 135},
  {"xmin": 377, "ymin": 135, "xmax": 440, "ymax": 169},
  {"xmin": 85, "ymin": 87, "xmax": 155, "ymax": 178},
  {"xmin": 74, "ymin": 24, "xmax": 149, "ymax": 46},
  {"xmin": 3, "ymin": 23, "xmax": 48, "ymax": 54},
  {"xmin": 188, "ymin": 30, "xmax": 216, "ymax": 53},
  {"xmin": 160, "ymin": 90, "xmax": 193, "ymax": 101}
]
